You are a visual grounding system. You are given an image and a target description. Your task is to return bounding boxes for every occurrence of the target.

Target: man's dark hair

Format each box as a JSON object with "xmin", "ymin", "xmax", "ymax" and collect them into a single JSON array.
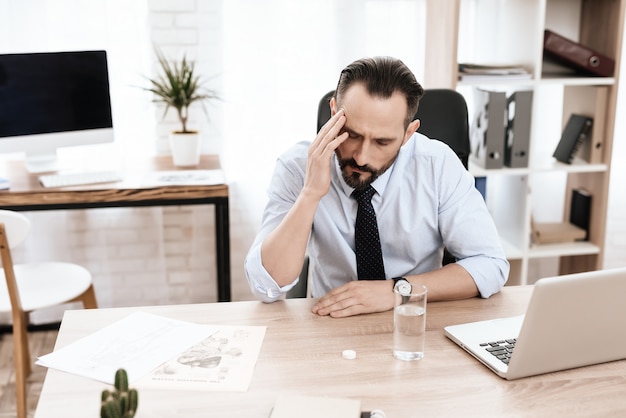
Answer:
[{"xmin": 334, "ymin": 56, "xmax": 424, "ymax": 127}]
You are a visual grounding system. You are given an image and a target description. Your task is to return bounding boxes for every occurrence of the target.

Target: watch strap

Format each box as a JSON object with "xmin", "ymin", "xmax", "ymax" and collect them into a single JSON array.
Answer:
[{"xmin": 392, "ymin": 277, "xmax": 406, "ymax": 285}]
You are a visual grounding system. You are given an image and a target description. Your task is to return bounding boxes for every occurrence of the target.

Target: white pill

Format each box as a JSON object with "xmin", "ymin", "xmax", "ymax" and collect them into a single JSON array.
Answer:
[{"xmin": 342, "ymin": 349, "xmax": 356, "ymax": 360}]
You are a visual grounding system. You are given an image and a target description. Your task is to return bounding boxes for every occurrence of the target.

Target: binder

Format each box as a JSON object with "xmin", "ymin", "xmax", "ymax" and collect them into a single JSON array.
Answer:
[
  {"xmin": 571, "ymin": 86, "xmax": 608, "ymax": 164},
  {"xmin": 543, "ymin": 30, "xmax": 615, "ymax": 77},
  {"xmin": 570, "ymin": 188, "xmax": 592, "ymax": 240},
  {"xmin": 504, "ymin": 91, "xmax": 532, "ymax": 168},
  {"xmin": 553, "ymin": 114, "xmax": 593, "ymax": 164},
  {"xmin": 470, "ymin": 88, "xmax": 506, "ymax": 169}
]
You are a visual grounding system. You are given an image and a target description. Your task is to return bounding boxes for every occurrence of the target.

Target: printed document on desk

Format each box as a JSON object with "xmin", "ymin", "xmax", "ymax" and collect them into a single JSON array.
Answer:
[
  {"xmin": 36, "ymin": 312, "xmax": 216, "ymax": 384},
  {"xmin": 140, "ymin": 169, "xmax": 226, "ymax": 187},
  {"xmin": 136, "ymin": 325, "xmax": 267, "ymax": 392}
]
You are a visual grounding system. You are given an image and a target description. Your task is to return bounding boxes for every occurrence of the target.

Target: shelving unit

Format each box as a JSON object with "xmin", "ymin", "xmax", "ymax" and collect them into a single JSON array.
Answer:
[{"xmin": 425, "ymin": 0, "xmax": 624, "ymax": 285}]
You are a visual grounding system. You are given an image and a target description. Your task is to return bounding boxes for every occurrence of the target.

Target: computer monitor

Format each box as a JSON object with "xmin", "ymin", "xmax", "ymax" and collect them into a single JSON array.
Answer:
[{"xmin": 0, "ymin": 50, "xmax": 114, "ymax": 173}]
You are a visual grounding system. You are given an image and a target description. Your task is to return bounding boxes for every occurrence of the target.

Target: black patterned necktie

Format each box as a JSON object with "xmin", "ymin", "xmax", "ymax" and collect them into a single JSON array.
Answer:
[{"xmin": 352, "ymin": 185, "xmax": 386, "ymax": 280}]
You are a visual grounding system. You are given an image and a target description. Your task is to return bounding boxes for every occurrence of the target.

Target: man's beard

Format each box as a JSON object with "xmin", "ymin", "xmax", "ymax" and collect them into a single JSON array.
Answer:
[{"xmin": 337, "ymin": 152, "xmax": 398, "ymax": 190}]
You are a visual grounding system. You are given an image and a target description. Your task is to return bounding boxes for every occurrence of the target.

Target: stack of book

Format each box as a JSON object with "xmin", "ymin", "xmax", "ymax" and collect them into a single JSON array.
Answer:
[
  {"xmin": 531, "ymin": 220, "xmax": 587, "ymax": 244},
  {"xmin": 458, "ymin": 63, "xmax": 532, "ymax": 82},
  {"xmin": 531, "ymin": 188, "xmax": 592, "ymax": 244}
]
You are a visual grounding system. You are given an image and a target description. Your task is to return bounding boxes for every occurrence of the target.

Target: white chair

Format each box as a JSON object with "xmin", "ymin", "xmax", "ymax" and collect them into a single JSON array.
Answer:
[{"xmin": 0, "ymin": 210, "xmax": 97, "ymax": 418}]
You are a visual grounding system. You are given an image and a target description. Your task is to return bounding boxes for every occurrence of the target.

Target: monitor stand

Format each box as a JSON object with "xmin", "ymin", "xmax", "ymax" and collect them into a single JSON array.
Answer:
[{"xmin": 24, "ymin": 152, "xmax": 61, "ymax": 173}]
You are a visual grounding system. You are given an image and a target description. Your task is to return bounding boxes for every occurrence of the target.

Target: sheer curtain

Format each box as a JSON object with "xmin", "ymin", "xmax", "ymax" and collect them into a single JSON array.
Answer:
[
  {"xmin": 220, "ymin": 0, "xmax": 426, "ymax": 220},
  {"xmin": 220, "ymin": 3, "xmax": 427, "ymax": 296}
]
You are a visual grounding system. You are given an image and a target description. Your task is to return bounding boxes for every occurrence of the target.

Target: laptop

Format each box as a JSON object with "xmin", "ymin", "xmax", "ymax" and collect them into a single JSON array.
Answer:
[{"xmin": 444, "ymin": 268, "xmax": 626, "ymax": 380}]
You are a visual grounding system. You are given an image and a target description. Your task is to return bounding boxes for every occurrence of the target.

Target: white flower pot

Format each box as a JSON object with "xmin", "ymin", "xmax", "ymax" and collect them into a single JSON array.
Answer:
[{"xmin": 169, "ymin": 132, "xmax": 201, "ymax": 167}]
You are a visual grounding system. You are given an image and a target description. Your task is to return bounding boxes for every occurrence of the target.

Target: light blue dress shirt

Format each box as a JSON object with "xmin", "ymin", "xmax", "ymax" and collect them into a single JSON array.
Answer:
[{"xmin": 245, "ymin": 133, "xmax": 509, "ymax": 302}]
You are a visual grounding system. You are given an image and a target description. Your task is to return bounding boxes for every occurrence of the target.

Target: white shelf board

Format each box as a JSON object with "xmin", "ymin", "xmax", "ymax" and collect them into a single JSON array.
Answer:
[
  {"xmin": 528, "ymin": 241, "xmax": 601, "ymax": 258},
  {"xmin": 457, "ymin": 77, "xmax": 535, "ymax": 87},
  {"xmin": 538, "ymin": 76, "xmax": 616, "ymax": 86},
  {"xmin": 470, "ymin": 159, "xmax": 607, "ymax": 178},
  {"xmin": 458, "ymin": 76, "xmax": 615, "ymax": 88}
]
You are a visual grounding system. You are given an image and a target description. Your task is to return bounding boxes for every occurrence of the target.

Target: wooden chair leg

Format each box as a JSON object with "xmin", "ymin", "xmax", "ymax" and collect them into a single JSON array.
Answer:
[
  {"xmin": 19, "ymin": 327, "xmax": 31, "ymax": 376},
  {"xmin": 13, "ymin": 311, "xmax": 30, "ymax": 418},
  {"xmin": 81, "ymin": 284, "xmax": 98, "ymax": 309},
  {"xmin": 70, "ymin": 284, "xmax": 98, "ymax": 309}
]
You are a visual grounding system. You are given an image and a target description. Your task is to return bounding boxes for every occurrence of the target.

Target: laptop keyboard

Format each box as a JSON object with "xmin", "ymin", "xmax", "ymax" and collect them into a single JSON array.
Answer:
[{"xmin": 480, "ymin": 339, "xmax": 517, "ymax": 364}]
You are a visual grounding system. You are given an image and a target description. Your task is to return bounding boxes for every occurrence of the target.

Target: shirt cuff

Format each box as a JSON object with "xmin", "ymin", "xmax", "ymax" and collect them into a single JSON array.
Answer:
[{"xmin": 456, "ymin": 255, "xmax": 509, "ymax": 298}]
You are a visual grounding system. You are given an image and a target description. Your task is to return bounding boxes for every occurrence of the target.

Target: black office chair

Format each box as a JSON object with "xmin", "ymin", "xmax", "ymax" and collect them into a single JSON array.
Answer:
[
  {"xmin": 316, "ymin": 90, "xmax": 335, "ymax": 133},
  {"xmin": 412, "ymin": 89, "xmax": 471, "ymax": 265},
  {"xmin": 414, "ymin": 89, "xmax": 470, "ymax": 169},
  {"xmin": 285, "ymin": 255, "xmax": 309, "ymax": 299},
  {"xmin": 287, "ymin": 89, "xmax": 471, "ymax": 298}
]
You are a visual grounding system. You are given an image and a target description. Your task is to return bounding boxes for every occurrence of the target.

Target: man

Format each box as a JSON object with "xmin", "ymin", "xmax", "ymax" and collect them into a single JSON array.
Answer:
[{"xmin": 245, "ymin": 56, "xmax": 509, "ymax": 317}]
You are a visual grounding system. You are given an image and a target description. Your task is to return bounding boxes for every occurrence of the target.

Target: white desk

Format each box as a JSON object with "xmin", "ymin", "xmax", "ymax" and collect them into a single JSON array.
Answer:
[{"xmin": 34, "ymin": 287, "xmax": 626, "ymax": 417}]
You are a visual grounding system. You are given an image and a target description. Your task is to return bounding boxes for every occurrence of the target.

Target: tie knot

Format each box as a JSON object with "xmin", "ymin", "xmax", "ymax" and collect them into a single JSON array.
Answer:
[{"xmin": 352, "ymin": 185, "xmax": 376, "ymax": 205}]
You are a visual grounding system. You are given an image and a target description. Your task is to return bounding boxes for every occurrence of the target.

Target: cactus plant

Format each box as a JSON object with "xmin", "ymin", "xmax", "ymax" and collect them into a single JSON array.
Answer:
[{"xmin": 101, "ymin": 368, "xmax": 139, "ymax": 418}]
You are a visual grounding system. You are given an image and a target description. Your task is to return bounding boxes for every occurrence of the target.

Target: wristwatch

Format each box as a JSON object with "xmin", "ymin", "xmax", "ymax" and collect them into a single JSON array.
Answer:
[{"xmin": 393, "ymin": 277, "xmax": 412, "ymax": 302}]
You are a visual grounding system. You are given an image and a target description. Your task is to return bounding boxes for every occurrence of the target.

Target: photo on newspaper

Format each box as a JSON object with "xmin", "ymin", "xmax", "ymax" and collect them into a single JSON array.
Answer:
[{"xmin": 135, "ymin": 325, "xmax": 266, "ymax": 392}]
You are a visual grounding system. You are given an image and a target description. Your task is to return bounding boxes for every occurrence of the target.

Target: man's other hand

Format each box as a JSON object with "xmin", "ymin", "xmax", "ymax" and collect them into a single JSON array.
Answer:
[{"xmin": 312, "ymin": 279, "xmax": 395, "ymax": 317}]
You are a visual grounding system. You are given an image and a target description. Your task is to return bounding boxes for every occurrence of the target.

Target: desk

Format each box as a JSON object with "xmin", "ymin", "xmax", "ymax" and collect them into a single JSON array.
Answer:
[
  {"xmin": 34, "ymin": 287, "xmax": 626, "ymax": 417},
  {"xmin": 0, "ymin": 155, "xmax": 231, "ymax": 302}
]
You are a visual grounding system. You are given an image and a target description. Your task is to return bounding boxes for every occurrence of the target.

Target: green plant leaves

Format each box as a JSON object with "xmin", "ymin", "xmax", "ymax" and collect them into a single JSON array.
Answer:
[{"xmin": 144, "ymin": 48, "xmax": 218, "ymax": 133}]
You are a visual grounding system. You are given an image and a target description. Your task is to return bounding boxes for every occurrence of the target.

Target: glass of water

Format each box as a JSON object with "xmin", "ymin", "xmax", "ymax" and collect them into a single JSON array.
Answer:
[{"xmin": 393, "ymin": 284, "xmax": 428, "ymax": 361}]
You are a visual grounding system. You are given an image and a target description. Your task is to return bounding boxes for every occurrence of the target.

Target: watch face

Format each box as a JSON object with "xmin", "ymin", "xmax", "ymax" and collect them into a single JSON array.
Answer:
[{"xmin": 396, "ymin": 280, "xmax": 412, "ymax": 296}]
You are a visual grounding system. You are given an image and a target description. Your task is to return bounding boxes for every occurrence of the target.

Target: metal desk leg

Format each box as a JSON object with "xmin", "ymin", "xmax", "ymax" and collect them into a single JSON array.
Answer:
[{"xmin": 215, "ymin": 197, "xmax": 231, "ymax": 302}]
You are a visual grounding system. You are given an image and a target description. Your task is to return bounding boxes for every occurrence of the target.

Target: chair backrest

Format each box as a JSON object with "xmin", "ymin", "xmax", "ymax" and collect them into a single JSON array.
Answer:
[
  {"xmin": 414, "ymin": 89, "xmax": 470, "ymax": 168},
  {"xmin": 0, "ymin": 210, "xmax": 31, "ymax": 248},
  {"xmin": 316, "ymin": 88, "xmax": 470, "ymax": 168},
  {"xmin": 316, "ymin": 90, "xmax": 335, "ymax": 133},
  {"xmin": 285, "ymin": 255, "xmax": 310, "ymax": 299},
  {"xmin": 0, "ymin": 210, "xmax": 30, "ymax": 313}
]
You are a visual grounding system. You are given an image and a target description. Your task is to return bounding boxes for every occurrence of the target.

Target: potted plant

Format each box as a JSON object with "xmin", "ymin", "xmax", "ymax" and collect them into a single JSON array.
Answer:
[
  {"xmin": 144, "ymin": 48, "xmax": 218, "ymax": 167},
  {"xmin": 101, "ymin": 369, "xmax": 138, "ymax": 418}
]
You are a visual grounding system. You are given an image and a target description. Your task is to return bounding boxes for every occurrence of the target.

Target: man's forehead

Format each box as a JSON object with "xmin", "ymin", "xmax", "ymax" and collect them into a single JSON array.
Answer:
[{"xmin": 336, "ymin": 87, "xmax": 408, "ymax": 135}]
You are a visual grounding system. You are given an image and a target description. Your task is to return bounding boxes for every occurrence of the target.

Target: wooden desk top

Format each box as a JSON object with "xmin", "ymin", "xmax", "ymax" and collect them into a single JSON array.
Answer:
[
  {"xmin": 0, "ymin": 155, "xmax": 228, "ymax": 208},
  {"xmin": 34, "ymin": 286, "xmax": 626, "ymax": 417}
]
